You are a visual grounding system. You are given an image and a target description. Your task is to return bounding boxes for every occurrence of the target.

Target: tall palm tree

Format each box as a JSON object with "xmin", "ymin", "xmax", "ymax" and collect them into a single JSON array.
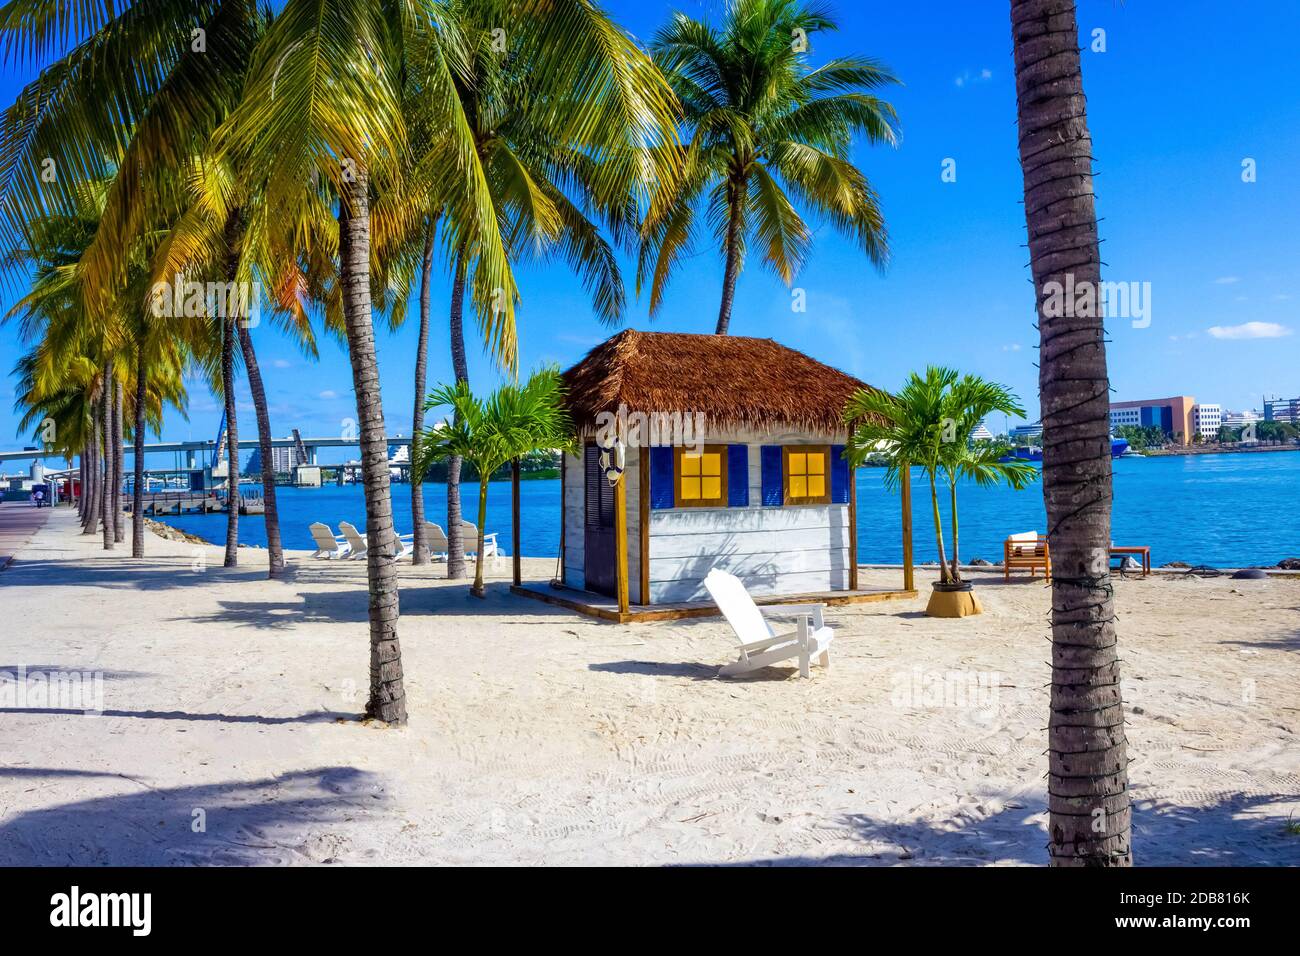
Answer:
[
  {"xmin": 394, "ymin": 0, "xmax": 677, "ymax": 579},
  {"xmin": 642, "ymin": 0, "xmax": 899, "ymax": 333},
  {"xmin": 1010, "ymin": 0, "xmax": 1131, "ymax": 866},
  {"xmin": 414, "ymin": 368, "xmax": 573, "ymax": 598}
]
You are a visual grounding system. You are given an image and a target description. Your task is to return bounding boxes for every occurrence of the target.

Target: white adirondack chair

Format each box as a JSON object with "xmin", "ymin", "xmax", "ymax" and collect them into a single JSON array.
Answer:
[
  {"xmin": 422, "ymin": 522, "xmax": 449, "ymax": 562},
  {"xmin": 338, "ymin": 521, "xmax": 368, "ymax": 561},
  {"xmin": 703, "ymin": 568, "xmax": 833, "ymax": 678},
  {"xmin": 309, "ymin": 522, "xmax": 351, "ymax": 559},
  {"xmin": 461, "ymin": 521, "xmax": 499, "ymax": 564}
]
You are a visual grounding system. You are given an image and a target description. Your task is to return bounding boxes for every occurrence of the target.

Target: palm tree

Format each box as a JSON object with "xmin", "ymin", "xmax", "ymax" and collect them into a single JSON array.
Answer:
[
  {"xmin": 642, "ymin": 0, "xmax": 899, "ymax": 333},
  {"xmin": 1011, "ymin": 0, "xmax": 1132, "ymax": 865},
  {"xmin": 414, "ymin": 368, "xmax": 573, "ymax": 598},
  {"xmin": 395, "ymin": 0, "xmax": 677, "ymax": 579},
  {"xmin": 938, "ymin": 375, "xmax": 1037, "ymax": 582},
  {"xmin": 844, "ymin": 367, "xmax": 960, "ymax": 584}
]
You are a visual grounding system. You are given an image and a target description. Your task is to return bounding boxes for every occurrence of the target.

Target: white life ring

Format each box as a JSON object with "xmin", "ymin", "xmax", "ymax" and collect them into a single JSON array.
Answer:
[{"xmin": 599, "ymin": 440, "xmax": 625, "ymax": 486}]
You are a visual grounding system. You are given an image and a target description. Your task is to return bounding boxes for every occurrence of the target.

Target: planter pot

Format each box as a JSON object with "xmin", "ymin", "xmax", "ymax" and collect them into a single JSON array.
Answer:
[{"xmin": 925, "ymin": 580, "xmax": 983, "ymax": 618}]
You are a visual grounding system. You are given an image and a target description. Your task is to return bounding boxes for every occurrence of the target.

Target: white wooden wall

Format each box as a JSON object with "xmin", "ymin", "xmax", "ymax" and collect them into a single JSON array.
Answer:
[
  {"xmin": 562, "ymin": 451, "xmax": 584, "ymax": 589},
  {"xmin": 648, "ymin": 503, "xmax": 850, "ymax": 603}
]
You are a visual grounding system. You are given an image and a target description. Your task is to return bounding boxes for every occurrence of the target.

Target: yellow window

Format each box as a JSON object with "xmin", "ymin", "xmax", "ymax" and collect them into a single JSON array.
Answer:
[
  {"xmin": 784, "ymin": 446, "xmax": 830, "ymax": 505},
  {"xmin": 675, "ymin": 446, "xmax": 727, "ymax": 507}
]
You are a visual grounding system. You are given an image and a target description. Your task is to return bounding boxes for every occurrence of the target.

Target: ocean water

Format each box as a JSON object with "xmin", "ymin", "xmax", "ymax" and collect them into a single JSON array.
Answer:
[{"xmin": 160, "ymin": 452, "xmax": 1300, "ymax": 568}]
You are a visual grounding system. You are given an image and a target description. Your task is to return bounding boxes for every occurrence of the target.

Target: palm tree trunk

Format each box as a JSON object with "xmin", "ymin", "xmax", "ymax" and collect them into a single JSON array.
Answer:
[
  {"xmin": 927, "ymin": 472, "xmax": 948, "ymax": 583},
  {"xmin": 446, "ymin": 245, "xmax": 469, "ymax": 580},
  {"xmin": 132, "ymin": 338, "xmax": 146, "ymax": 558},
  {"xmin": 113, "ymin": 378, "xmax": 125, "ymax": 543},
  {"xmin": 714, "ymin": 173, "xmax": 747, "ymax": 335},
  {"xmin": 409, "ymin": 218, "xmax": 435, "ymax": 566},
  {"xmin": 101, "ymin": 364, "xmax": 114, "ymax": 551},
  {"xmin": 77, "ymin": 443, "xmax": 86, "ymax": 521},
  {"xmin": 1012, "ymin": 0, "xmax": 1131, "ymax": 866},
  {"xmin": 83, "ymin": 415, "xmax": 100, "ymax": 535},
  {"xmin": 948, "ymin": 477, "xmax": 961, "ymax": 582},
  {"xmin": 221, "ymin": 312, "xmax": 239, "ymax": 567},
  {"xmin": 471, "ymin": 474, "xmax": 489, "ymax": 598},
  {"xmin": 339, "ymin": 163, "xmax": 407, "ymax": 726},
  {"xmin": 238, "ymin": 323, "xmax": 285, "ymax": 578}
]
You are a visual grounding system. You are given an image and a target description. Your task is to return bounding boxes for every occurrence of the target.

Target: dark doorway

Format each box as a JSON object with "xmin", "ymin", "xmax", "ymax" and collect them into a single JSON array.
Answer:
[{"xmin": 583, "ymin": 444, "xmax": 616, "ymax": 597}]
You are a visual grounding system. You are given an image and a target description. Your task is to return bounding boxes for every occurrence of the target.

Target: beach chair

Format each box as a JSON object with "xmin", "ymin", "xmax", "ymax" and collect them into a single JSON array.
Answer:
[
  {"xmin": 461, "ymin": 521, "xmax": 499, "ymax": 563},
  {"xmin": 309, "ymin": 522, "xmax": 351, "ymax": 559},
  {"xmin": 703, "ymin": 568, "xmax": 833, "ymax": 678},
  {"xmin": 338, "ymin": 521, "xmax": 368, "ymax": 561},
  {"xmin": 1004, "ymin": 531, "xmax": 1050, "ymax": 581},
  {"xmin": 422, "ymin": 522, "xmax": 450, "ymax": 562}
]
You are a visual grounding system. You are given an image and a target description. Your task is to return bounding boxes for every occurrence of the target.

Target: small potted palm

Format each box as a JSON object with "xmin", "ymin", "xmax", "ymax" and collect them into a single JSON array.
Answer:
[
  {"xmin": 413, "ymin": 367, "xmax": 575, "ymax": 598},
  {"xmin": 844, "ymin": 367, "xmax": 1037, "ymax": 617}
]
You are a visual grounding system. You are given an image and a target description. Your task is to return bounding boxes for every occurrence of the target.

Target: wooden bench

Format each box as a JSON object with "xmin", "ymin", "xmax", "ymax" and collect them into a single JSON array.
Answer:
[
  {"xmin": 1109, "ymin": 545, "xmax": 1151, "ymax": 577},
  {"xmin": 1004, "ymin": 532, "xmax": 1051, "ymax": 581}
]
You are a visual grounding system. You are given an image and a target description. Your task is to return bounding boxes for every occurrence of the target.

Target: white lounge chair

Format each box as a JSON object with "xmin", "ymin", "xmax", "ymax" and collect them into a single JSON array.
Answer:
[
  {"xmin": 338, "ymin": 521, "xmax": 368, "ymax": 561},
  {"xmin": 703, "ymin": 568, "xmax": 833, "ymax": 678},
  {"xmin": 422, "ymin": 522, "xmax": 449, "ymax": 562},
  {"xmin": 309, "ymin": 522, "xmax": 351, "ymax": 559},
  {"xmin": 461, "ymin": 521, "xmax": 499, "ymax": 563}
]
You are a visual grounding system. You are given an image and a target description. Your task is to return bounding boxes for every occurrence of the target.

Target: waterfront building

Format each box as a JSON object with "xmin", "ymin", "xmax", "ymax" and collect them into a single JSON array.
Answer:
[
  {"xmin": 1264, "ymin": 396, "xmax": 1300, "ymax": 424},
  {"xmin": 1192, "ymin": 403, "xmax": 1221, "ymax": 439},
  {"xmin": 970, "ymin": 422, "xmax": 993, "ymax": 442},
  {"xmin": 1009, "ymin": 423, "xmax": 1043, "ymax": 442},
  {"xmin": 1109, "ymin": 396, "xmax": 1197, "ymax": 444},
  {"xmin": 1223, "ymin": 409, "xmax": 1263, "ymax": 428}
]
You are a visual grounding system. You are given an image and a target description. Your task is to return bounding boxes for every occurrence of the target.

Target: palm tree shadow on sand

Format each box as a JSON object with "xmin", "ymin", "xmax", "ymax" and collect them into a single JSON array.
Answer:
[
  {"xmin": 698, "ymin": 791, "xmax": 1300, "ymax": 866},
  {"xmin": 0, "ymin": 766, "xmax": 385, "ymax": 865}
]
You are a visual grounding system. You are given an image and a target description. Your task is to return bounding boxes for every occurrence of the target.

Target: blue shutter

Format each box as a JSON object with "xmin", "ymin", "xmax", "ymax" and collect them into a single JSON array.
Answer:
[
  {"xmin": 830, "ymin": 444, "xmax": 850, "ymax": 504},
  {"xmin": 727, "ymin": 445, "xmax": 748, "ymax": 507},
  {"xmin": 760, "ymin": 446, "xmax": 783, "ymax": 506},
  {"xmin": 649, "ymin": 446, "xmax": 675, "ymax": 509}
]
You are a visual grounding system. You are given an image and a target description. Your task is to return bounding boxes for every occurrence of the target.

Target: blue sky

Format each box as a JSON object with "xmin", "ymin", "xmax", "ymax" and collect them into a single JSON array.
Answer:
[{"xmin": 2, "ymin": 0, "xmax": 1298, "ymax": 465}]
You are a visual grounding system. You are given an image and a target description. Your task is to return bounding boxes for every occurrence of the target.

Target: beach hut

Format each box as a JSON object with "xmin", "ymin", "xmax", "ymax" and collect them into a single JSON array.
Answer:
[{"xmin": 511, "ymin": 330, "xmax": 917, "ymax": 622}]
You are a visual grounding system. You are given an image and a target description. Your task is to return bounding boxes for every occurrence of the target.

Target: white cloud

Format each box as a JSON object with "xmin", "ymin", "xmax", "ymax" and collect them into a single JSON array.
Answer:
[
  {"xmin": 955, "ymin": 68, "xmax": 992, "ymax": 88},
  {"xmin": 318, "ymin": 389, "xmax": 338, "ymax": 399},
  {"xmin": 1213, "ymin": 276, "xmax": 1240, "ymax": 284},
  {"xmin": 1001, "ymin": 343, "xmax": 1021, "ymax": 352},
  {"xmin": 1271, "ymin": 293, "xmax": 1291, "ymax": 301},
  {"xmin": 272, "ymin": 359, "xmax": 292, "ymax": 369},
  {"xmin": 1206, "ymin": 321, "xmax": 1292, "ymax": 340}
]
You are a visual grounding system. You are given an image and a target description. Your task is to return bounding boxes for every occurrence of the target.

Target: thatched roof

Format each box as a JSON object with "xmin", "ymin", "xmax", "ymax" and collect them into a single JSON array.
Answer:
[{"xmin": 562, "ymin": 330, "xmax": 874, "ymax": 434}]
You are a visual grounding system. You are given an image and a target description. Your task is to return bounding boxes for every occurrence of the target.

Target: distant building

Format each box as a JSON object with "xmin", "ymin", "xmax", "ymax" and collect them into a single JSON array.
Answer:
[
  {"xmin": 1009, "ymin": 423, "xmax": 1043, "ymax": 442},
  {"xmin": 1264, "ymin": 396, "xmax": 1300, "ymax": 424},
  {"xmin": 1109, "ymin": 396, "xmax": 1197, "ymax": 445},
  {"xmin": 244, "ymin": 444, "xmax": 295, "ymax": 476},
  {"xmin": 1192, "ymin": 403, "xmax": 1221, "ymax": 439},
  {"xmin": 970, "ymin": 422, "xmax": 993, "ymax": 442},
  {"xmin": 1223, "ymin": 409, "xmax": 1263, "ymax": 428}
]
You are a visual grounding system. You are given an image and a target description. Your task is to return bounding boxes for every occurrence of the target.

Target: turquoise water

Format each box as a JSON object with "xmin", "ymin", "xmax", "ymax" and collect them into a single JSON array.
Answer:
[{"xmin": 161, "ymin": 452, "xmax": 1300, "ymax": 568}]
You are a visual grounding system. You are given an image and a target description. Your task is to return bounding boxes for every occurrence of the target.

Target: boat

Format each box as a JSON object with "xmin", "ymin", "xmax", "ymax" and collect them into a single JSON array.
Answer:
[{"xmin": 1000, "ymin": 437, "xmax": 1130, "ymax": 463}]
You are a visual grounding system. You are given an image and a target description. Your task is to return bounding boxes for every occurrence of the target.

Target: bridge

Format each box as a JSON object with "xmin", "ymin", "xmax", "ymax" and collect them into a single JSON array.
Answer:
[{"xmin": 0, "ymin": 435, "xmax": 413, "ymax": 466}]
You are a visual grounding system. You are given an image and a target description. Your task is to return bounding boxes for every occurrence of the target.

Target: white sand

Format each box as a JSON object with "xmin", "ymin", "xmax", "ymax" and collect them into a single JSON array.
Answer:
[{"xmin": 2, "ymin": 508, "xmax": 1297, "ymax": 866}]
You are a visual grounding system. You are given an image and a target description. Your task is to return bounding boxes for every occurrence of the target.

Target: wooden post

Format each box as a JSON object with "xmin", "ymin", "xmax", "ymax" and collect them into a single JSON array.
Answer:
[
  {"xmin": 511, "ymin": 457, "xmax": 521, "ymax": 587},
  {"xmin": 900, "ymin": 462, "xmax": 914, "ymax": 592},
  {"xmin": 614, "ymin": 470, "xmax": 629, "ymax": 614},
  {"xmin": 558, "ymin": 452, "xmax": 566, "ymax": 584},
  {"xmin": 638, "ymin": 450, "xmax": 650, "ymax": 605},
  {"xmin": 848, "ymin": 462, "xmax": 859, "ymax": 591}
]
